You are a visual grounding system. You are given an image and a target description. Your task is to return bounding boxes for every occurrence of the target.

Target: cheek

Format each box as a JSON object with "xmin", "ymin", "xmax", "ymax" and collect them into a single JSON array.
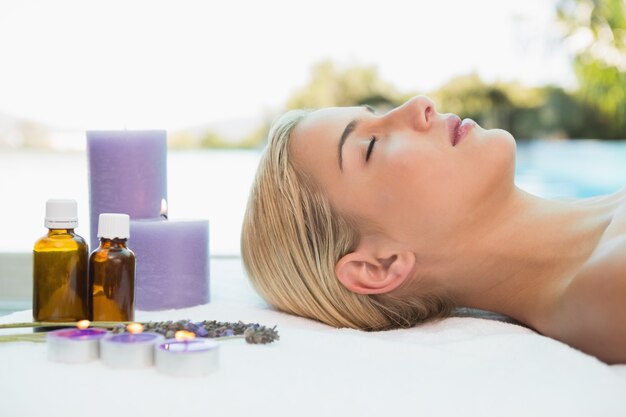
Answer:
[
  {"xmin": 388, "ymin": 132, "xmax": 516, "ymax": 218},
  {"xmin": 385, "ymin": 141, "xmax": 445, "ymax": 179},
  {"xmin": 376, "ymin": 147, "xmax": 454, "ymax": 213}
]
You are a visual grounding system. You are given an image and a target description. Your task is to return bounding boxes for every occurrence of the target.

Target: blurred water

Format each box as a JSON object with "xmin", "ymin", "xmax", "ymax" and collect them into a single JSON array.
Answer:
[
  {"xmin": 515, "ymin": 140, "xmax": 626, "ymax": 198},
  {"xmin": 0, "ymin": 139, "xmax": 624, "ymax": 255}
]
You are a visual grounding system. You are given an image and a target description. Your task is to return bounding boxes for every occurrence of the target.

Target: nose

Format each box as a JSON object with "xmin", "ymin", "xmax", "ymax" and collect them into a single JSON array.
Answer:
[{"xmin": 386, "ymin": 95, "xmax": 436, "ymax": 131}]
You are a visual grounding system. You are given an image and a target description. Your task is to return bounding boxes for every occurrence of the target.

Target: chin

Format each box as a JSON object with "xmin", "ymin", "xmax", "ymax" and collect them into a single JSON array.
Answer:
[
  {"xmin": 485, "ymin": 127, "xmax": 516, "ymax": 143},
  {"xmin": 498, "ymin": 128, "xmax": 516, "ymax": 143},
  {"xmin": 481, "ymin": 128, "xmax": 517, "ymax": 188},
  {"xmin": 484, "ymin": 128, "xmax": 517, "ymax": 156}
]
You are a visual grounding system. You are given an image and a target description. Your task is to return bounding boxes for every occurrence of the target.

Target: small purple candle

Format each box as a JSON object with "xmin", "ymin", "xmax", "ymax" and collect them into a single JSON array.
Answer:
[
  {"xmin": 87, "ymin": 130, "xmax": 167, "ymax": 249},
  {"xmin": 100, "ymin": 329, "xmax": 164, "ymax": 368},
  {"xmin": 130, "ymin": 218, "xmax": 210, "ymax": 310},
  {"xmin": 155, "ymin": 333, "xmax": 219, "ymax": 377},
  {"xmin": 47, "ymin": 326, "xmax": 108, "ymax": 363}
]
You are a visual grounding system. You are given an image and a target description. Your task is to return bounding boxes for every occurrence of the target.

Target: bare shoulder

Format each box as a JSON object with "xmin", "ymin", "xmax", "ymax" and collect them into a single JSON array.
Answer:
[{"xmin": 546, "ymin": 200, "xmax": 626, "ymax": 364}]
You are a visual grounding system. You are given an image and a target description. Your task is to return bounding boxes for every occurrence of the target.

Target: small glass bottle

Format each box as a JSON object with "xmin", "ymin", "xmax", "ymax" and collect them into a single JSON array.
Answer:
[
  {"xmin": 90, "ymin": 213, "xmax": 135, "ymax": 321},
  {"xmin": 33, "ymin": 199, "xmax": 90, "ymax": 322}
]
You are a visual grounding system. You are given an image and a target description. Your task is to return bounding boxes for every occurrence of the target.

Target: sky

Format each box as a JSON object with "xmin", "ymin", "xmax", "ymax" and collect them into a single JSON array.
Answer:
[{"xmin": 0, "ymin": 0, "xmax": 574, "ymax": 131}]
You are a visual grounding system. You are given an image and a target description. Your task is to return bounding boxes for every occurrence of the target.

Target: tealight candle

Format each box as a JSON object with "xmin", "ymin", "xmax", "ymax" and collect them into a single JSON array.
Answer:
[
  {"xmin": 47, "ymin": 321, "xmax": 108, "ymax": 363},
  {"xmin": 155, "ymin": 331, "xmax": 219, "ymax": 377},
  {"xmin": 100, "ymin": 323, "xmax": 164, "ymax": 369}
]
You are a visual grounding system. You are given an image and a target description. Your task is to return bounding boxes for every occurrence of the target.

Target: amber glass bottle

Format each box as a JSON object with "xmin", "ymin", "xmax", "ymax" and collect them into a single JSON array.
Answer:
[
  {"xmin": 90, "ymin": 213, "xmax": 135, "ymax": 321},
  {"xmin": 33, "ymin": 199, "xmax": 90, "ymax": 322}
]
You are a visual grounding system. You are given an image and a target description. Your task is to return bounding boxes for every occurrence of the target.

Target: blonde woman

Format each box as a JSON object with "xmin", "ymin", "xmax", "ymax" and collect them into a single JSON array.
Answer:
[{"xmin": 241, "ymin": 96, "xmax": 626, "ymax": 364}]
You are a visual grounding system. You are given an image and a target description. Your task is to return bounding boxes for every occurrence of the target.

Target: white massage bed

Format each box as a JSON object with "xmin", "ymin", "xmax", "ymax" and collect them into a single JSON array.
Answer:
[{"xmin": 1, "ymin": 257, "xmax": 625, "ymax": 417}]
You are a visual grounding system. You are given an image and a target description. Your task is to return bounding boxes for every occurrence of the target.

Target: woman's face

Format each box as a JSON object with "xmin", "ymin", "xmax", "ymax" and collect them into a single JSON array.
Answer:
[{"xmin": 289, "ymin": 96, "xmax": 517, "ymax": 248}]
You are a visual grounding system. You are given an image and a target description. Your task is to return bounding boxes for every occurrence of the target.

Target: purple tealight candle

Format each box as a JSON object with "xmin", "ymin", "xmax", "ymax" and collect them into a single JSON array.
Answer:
[
  {"xmin": 87, "ymin": 130, "xmax": 167, "ymax": 250},
  {"xmin": 155, "ymin": 331, "xmax": 219, "ymax": 377},
  {"xmin": 100, "ymin": 326, "xmax": 164, "ymax": 368},
  {"xmin": 130, "ymin": 218, "xmax": 210, "ymax": 310},
  {"xmin": 47, "ymin": 324, "xmax": 108, "ymax": 363}
]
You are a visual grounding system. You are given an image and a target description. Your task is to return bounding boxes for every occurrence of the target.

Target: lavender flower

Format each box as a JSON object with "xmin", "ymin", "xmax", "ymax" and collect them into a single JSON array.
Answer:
[{"xmin": 111, "ymin": 319, "xmax": 280, "ymax": 344}]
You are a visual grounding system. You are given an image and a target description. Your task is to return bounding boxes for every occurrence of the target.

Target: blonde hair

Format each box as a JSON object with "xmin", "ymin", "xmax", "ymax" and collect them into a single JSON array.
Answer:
[{"xmin": 241, "ymin": 109, "xmax": 454, "ymax": 330}]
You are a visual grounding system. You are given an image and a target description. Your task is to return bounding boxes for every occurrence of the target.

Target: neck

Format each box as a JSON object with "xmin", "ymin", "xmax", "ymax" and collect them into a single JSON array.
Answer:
[{"xmin": 419, "ymin": 188, "xmax": 615, "ymax": 329}]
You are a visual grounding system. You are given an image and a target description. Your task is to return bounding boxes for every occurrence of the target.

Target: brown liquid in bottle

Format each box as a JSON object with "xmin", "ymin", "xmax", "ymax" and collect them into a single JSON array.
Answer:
[
  {"xmin": 33, "ymin": 229, "xmax": 90, "ymax": 322},
  {"xmin": 90, "ymin": 237, "xmax": 135, "ymax": 321}
]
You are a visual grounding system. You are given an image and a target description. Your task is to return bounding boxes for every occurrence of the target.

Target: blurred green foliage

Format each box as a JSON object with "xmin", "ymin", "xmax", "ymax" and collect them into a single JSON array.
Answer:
[
  {"xmin": 179, "ymin": 0, "xmax": 625, "ymax": 148},
  {"xmin": 284, "ymin": 62, "xmax": 615, "ymax": 140},
  {"xmin": 287, "ymin": 61, "xmax": 400, "ymax": 109},
  {"xmin": 432, "ymin": 75, "xmax": 610, "ymax": 139},
  {"xmin": 168, "ymin": 127, "xmax": 269, "ymax": 149},
  {"xmin": 273, "ymin": 0, "xmax": 626, "ymax": 141},
  {"xmin": 557, "ymin": 0, "xmax": 626, "ymax": 138}
]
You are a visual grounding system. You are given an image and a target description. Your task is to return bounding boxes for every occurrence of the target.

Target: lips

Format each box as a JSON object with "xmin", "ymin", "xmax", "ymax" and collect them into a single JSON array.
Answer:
[
  {"xmin": 447, "ymin": 115, "xmax": 461, "ymax": 146},
  {"xmin": 447, "ymin": 115, "xmax": 475, "ymax": 146}
]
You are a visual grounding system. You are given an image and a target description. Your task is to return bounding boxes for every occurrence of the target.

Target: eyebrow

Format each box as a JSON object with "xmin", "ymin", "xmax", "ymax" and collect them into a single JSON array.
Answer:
[{"xmin": 338, "ymin": 105, "xmax": 375, "ymax": 171}]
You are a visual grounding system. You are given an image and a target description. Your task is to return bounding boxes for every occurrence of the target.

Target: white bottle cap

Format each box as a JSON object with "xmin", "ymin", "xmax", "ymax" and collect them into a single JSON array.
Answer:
[
  {"xmin": 45, "ymin": 199, "xmax": 78, "ymax": 229},
  {"xmin": 97, "ymin": 213, "xmax": 130, "ymax": 239}
]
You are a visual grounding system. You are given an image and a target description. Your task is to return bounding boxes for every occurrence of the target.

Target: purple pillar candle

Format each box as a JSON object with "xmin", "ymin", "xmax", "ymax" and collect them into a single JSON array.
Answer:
[
  {"xmin": 87, "ymin": 130, "xmax": 167, "ymax": 249},
  {"xmin": 130, "ymin": 218, "xmax": 210, "ymax": 310}
]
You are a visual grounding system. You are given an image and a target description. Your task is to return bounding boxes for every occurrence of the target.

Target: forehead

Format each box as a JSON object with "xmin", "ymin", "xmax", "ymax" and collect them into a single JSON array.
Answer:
[
  {"xmin": 290, "ymin": 107, "xmax": 364, "ymax": 173},
  {"xmin": 296, "ymin": 106, "xmax": 363, "ymax": 136},
  {"xmin": 290, "ymin": 106, "xmax": 365, "ymax": 162}
]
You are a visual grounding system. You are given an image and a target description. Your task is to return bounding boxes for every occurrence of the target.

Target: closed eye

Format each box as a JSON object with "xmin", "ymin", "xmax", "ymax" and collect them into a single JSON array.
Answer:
[{"xmin": 365, "ymin": 136, "xmax": 377, "ymax": 162}]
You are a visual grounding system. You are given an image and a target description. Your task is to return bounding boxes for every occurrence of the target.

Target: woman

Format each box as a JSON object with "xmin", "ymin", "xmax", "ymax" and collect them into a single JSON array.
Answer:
[{"xmin": 241, "ymin": 96, "xmax": 626, "ymax": 364}]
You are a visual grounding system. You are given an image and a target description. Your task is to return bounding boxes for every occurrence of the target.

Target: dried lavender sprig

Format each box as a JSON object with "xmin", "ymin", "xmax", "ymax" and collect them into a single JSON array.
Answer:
[
  {"xmin": 0, "ymin": 321, "xmax": 129, "ymax": 330},
  {"xmin": 243, "ymin": 324, "xmax": 280, "ymax": 344},
  {"xmin": 0, "ymin": 333, "xmax": 46, "ymax": 343},
  {"xmin": 0, "ymin": 320, "xmax": 280, "ymax": 345},
  {"xmin": 111, "ymin": 319, "xmax": 280, "ymax": 344}
]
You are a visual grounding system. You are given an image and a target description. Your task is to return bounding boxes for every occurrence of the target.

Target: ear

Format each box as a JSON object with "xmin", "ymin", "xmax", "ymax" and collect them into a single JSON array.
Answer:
[{"xmin": 335, "ymin": 245, "xmax": 416, "ymax": 295}]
